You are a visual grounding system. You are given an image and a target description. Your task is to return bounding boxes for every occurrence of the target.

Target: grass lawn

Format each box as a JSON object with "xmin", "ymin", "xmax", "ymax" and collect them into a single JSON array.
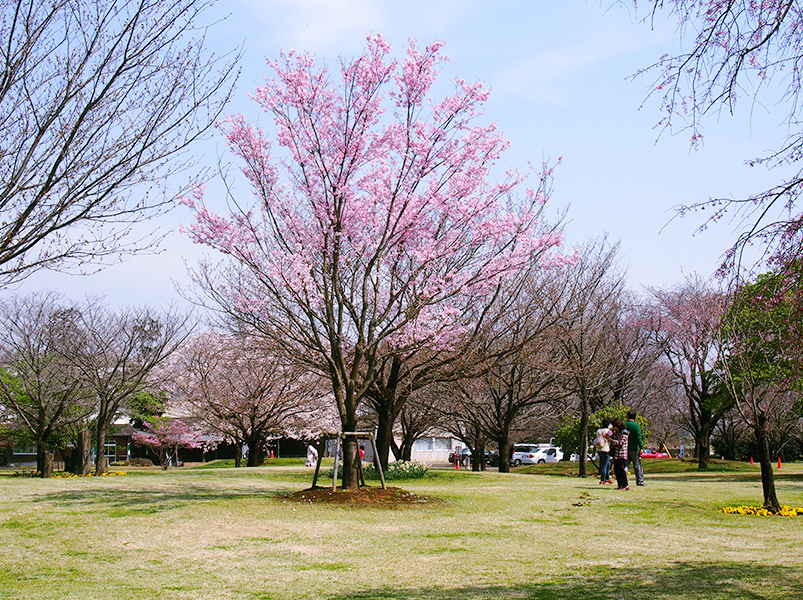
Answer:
[{"xmin": 1, "ymin": 460, "xmax": 802, "ymax": 600}]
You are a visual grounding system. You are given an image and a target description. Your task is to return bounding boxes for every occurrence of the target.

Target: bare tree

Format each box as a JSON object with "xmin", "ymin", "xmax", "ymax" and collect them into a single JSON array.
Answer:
[
  {"xmin": 647, "ymin": 274, "xmax": 732, "ymax": 469},
  {"xmin": 553, "ymin": 239, "xmax": 657, "ymax": 477},
  {"xmin": 390, "ymin": 387, "xmax": 447, "ymax": 464},
  {"xmin": 0, "ymin": 292, "xmax": 91, "ymax": 476},
  {"xmin": 0, "ymin": 0, "xmax": 238, "ymax": 284},
  {"xmin": 72, "ymin": 301, "xmax": 191, "ymax": 474},
  {"xmin": 629, "ymin": 361, "xmax": 686, "ymax": 454},
  {"xmin": 436, "ymin": 267, "xmax": 573, "ymax": 474},
  {"xmin": 170, "ymin": 330, "xmax": 327, "ymax": 467}
]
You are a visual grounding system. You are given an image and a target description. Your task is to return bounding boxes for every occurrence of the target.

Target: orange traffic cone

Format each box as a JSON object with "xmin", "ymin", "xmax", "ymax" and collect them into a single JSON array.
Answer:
[
  {"xmin": 778, "ymin": 457, "xmax": 782, "ymax": 469},
  {"xmin": 750, "ymin": 457, "xmax": 754, "ymax": 465},
  {"xmin": 455, "ymin": 458, "xmax": 460, "ymax": 470},
  {"xmin": 270, "ymin": 450, "xmax": 274, "ymax": 459}
]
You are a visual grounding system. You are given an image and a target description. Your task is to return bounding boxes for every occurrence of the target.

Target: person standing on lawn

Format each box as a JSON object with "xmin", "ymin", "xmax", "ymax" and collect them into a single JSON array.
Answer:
[
  {"xmin": 305, "ymin": 442, "xmax": 318, "ymax": 467},
  {"xmin": 594, "ymin": 422, "xmax": 613, "ymax": 484},
  {"xmin": 608, "ymin": 418, "xmax": 630, "ymax": 490},
  {"xmin": 624, "ymin": 410, "xmax": 644, "ymax": 486}
]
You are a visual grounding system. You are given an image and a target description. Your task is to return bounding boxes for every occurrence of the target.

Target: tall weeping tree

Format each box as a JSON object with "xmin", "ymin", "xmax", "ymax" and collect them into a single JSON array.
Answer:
[
  {"xmin": 629, "ymin": 1, "xmax": 803, "ymax": 270},
  {"xmin": 0, "ymin": 0, "xmax": 239, "ymax": 284},
  {"xmin": 184, "ymin": 35, "xmax": 569, "ymax": 490}
]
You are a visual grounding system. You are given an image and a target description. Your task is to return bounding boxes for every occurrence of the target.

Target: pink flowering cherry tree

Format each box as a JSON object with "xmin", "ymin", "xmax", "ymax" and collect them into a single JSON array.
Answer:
[
  {"xmin": 132, "ymin": 419, "xmax": 203, "ymax": 470},
  {"xmin": 183, "ymin": 35, "xmax": 571, "ymax": 490}
]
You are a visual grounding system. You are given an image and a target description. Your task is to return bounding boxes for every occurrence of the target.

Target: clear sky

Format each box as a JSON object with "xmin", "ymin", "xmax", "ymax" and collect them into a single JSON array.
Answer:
[{"xmin": 9, "ymin": 0, "xmax": 792, "ymax": 309}]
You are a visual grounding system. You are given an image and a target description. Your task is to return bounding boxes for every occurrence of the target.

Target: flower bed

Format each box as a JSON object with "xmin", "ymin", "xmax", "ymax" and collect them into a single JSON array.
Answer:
[
  {"xmin": 719, "ymin": 505, "xmax": 803, "ymax": 516},
  {"xmin": 52, "ymin": 472, "xmax": 127, "ymax": 479}
]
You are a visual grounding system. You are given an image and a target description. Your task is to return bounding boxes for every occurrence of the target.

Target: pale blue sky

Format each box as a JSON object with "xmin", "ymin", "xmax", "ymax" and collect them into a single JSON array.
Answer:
[{"xmin": 11, "ymin": 1, "xmax": 791, "ymax": 308}]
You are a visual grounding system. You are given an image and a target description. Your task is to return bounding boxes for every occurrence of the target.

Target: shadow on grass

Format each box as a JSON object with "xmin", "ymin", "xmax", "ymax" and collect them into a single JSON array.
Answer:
[
  {"xmin": 28, "ymin": 484, "xmax": 284, "ymax": 516},
  {"xmin": 317, "ymin": 561, "xmax": 802, "ymax": 600}
]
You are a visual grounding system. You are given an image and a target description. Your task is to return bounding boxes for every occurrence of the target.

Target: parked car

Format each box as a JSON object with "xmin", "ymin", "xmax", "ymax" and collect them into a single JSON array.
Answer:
[
  {"xmin": 510, "ymin": 444, "xmax": 542, "ymax": 466},
  {"xmin": 448, "ymin": 448, "xmax": 494, "ymax": 466},
  {"xmin": 448, "ymin": 448, "xmax": 471, "ymax": 465},
  {"xmin": 532, "ymin": 446, "xmax": 563, "ymax": 464},
  {"xmin": 487, "ymin": 449, "xmax": 500, "ymax": 467},
  {"xmin": 510, "ymin": 444, "xmax": 563, "ymax": 466},
  {"xmin": 570, "ymin": 447, "xmax": 598, "ymax": 462},
  {"xmin": 641, "ymin": 448, "xmax": 670, "ymax": 459}
]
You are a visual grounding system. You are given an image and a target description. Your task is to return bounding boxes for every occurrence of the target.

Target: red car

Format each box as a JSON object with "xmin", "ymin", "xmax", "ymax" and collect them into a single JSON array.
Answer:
[{"xmin": 641, "ymin": 448, "xmax": 670, "ymax": 459}]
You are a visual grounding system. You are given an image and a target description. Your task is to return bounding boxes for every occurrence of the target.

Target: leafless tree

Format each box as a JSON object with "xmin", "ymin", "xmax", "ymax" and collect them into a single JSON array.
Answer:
[
  {"xmin": 0, "ymin": 292, "xmax": 91, "ymax": 476},
  {"xmin": 389, "ymin": 388, "xmax": 446, "ymax": 463},
  {"xmin": 554, "ymin": 239, "xmax": 656, "ymax": 476},
  {"xmin": 647, "ymin": 274, "xmax": 731, "ymax": 469},
  {"xmin": 629, "ymin": 361, "xmax": 687, "ymax": 453},
  {"xmin": 0, "ymin": 0, "xmax": 239, "ymax": 284},
  {"xmin": 71, "ymin": 301, "xmax": 191, "ymax": 474},
  {"xmin": 629, "ymin": 0, "xmax": 803, "ymax": 269},
  {"xmin": 434, "ymin": 267, "xmax": 574, "ymax": 474},
  {"xmin": 170, "ymin": 330, "xmax": 328, "ymax": 467}
]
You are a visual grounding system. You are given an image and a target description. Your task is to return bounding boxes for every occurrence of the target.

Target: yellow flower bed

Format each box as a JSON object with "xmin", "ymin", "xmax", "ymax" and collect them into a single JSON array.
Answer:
[
  {"xmin": 52, "ymin": 472, "xmax": 126, "ymax": 479},
  {"xmin": 719, "ymin": 505, "xmax": 803, "ymax": 516}
]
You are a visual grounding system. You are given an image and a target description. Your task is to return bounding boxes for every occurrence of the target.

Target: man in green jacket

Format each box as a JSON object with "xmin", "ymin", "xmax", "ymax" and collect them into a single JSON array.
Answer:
[{"xmin": 624, "ymin": 410, "xmax": 644, "ymax": 486}]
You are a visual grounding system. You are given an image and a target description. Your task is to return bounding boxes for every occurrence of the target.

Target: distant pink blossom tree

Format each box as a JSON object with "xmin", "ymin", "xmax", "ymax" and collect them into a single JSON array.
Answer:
[
  {"xmin": 647, "ymin": 275, "xmax": 732, "ymax": 469},
  {"xmin": 132, "ymin": 419, "xmax": 202, "ymax": 470},
  {"xmin": 183, "ymin": 35, "xmax": 571, "ymax": 489}
]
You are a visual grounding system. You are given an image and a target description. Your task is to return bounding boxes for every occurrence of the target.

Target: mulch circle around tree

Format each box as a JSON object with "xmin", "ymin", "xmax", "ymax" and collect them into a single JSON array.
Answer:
[{"xmin": 283, "ymin": 486, "xmax": 438, "ymax": 507}]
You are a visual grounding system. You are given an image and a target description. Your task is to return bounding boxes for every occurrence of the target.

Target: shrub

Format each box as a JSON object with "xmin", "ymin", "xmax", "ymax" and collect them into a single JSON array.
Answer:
[
  {"xmin": 125, "ymin": 458, "xmax": 154, "ymax": 467},
  {"xmin": 324, "ymin": 460, "xmax": 430, "ymax": 481},
  {"xmin": 365, "ymin": 460, "xmax": 429, "ymax": 480}
]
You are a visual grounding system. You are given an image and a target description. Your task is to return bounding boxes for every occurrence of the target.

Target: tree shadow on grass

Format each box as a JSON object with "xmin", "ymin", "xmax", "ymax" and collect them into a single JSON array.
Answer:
[
  {"xmin": 29, "ymin": 484, "xmax": 284, "ymax": 516},
  {"xmin": 318, "ymin": 561, "xmax": 803, "ymax": 600}
]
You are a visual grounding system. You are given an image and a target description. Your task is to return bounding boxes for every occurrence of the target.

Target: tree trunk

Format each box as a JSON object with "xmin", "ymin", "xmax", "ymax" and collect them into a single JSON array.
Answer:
[
  {"xmin": 36, "ymin": 439, "xmax": 46, "ymax": 476},
  {"xmin": 401, "ymin": 441, "xmax": 413, "ymax": 462},
  {"xmin": 246, "ymin": 434, "xmax": 266, "ymax": 467},
  {"xmin": 697, "ymin": 412, "xmax": 713, "ymax": 470},
  {"xmin": 497, "ymin": 437, "xmax": 511, "ymax": 473},
  {"xmin": 234, "ymin": 441, "xmax": 243, "ymax": 468},
  {"xmin": 248, "ymin": 444, "xmax": 265, "ymax": 467},
  {"xmin": 341, "ymin": 434, "xmax": 360, "ymax": 490},
  {"xmin": 76, "ymin": 428, "xmax": 92, "ymax": 475},
  {"xmin": 578, "ymin": 396, "xmax": 590, "ymax": 478},
  {"xmin": 472, "ymin": 434, "xmax": 485, "ymax": 471},
  {"xmin": 95, "ymin": 424, "xmax": 109, "ymax": 475},
  {"xmin": 375, "ymin": 404, "xmax": 396, "ymax": 471},
  {"xmin": 756, "ymin": 414, "xmax": 781, "ymax": 513},
  {"xmin": 42, "ymin": 451, "xmax": 54, "ymax": 478}
]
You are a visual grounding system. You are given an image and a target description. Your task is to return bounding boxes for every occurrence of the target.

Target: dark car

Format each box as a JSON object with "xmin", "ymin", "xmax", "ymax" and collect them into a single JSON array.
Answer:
[{"xmin": 449, "ymin": 448, "xmax": 494, "ymax": 466}]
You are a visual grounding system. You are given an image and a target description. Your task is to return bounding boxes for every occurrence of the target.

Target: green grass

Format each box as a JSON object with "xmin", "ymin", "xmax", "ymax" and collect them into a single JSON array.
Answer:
[
  {"xmin": 191, "ymin": 457, "xmax": 311, "ymax": 469},
  {"xmin": 1, "ymin": 463, "xmax": 802, "ymax": 599},
  {"xmin": 514, "ymin": 457, "xmax": 763, "ymax": 476}
]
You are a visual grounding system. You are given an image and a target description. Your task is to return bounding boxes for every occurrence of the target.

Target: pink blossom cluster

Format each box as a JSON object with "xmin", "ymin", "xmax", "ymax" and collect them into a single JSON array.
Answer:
[
  {"xmin": 183, "ymin": 34, "xmax": 568, "ymax": 357},
  {"xmin": 132, "ymin": 419, "xmax": 202, "ymax": 450}
]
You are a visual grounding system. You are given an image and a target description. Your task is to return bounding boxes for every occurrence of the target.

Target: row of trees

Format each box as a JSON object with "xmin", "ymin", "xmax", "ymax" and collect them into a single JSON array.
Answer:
[
  {"xmin": 1, "ymin": 0, "xmax": 801, "ymax": 515},
  {"xmin": 178, "ymin": 33, "xmax": 801, "ymax": 499},
  {"xmin": 0, "ymin": 293, "xmax": 189, "ymax": 476}
]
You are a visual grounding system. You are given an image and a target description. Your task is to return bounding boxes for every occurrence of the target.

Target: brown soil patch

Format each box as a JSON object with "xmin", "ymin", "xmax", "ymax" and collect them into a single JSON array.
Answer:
[{"xmin": 283, "ymin": 486, "xmax": 437, "ymax": 507}]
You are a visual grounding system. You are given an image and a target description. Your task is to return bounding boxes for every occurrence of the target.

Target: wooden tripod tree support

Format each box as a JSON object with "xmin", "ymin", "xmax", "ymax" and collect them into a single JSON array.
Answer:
[{"xmin": 311, "ymin": 431, "xmax": 386, "ymax": 491}]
